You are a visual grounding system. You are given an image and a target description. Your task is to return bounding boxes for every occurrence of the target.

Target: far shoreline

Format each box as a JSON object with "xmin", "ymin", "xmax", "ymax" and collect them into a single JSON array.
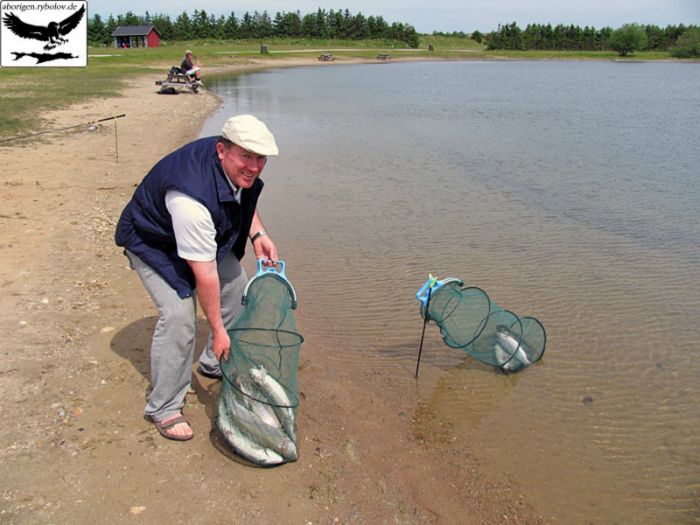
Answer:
[
  {"xmin": 194, "ymin": 51, "xmax": 698, "ymax": 122},
  {"xmin": 2, "ymin": 50, "xmax": 694, "ymax": 144},
  {"xmin": 194, "ymin": 51, "xmax": 697, "ymax": 133}
]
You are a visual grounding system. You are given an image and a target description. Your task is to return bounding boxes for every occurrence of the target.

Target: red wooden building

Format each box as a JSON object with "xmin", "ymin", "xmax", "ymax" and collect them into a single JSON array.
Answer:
[{"xmin": 111, "ymin": 25, "xmax": 161, "ymax": 48}]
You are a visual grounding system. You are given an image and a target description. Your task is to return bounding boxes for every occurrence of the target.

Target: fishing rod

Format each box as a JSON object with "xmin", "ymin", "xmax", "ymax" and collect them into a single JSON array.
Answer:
[{"xmin": 0, "ymin": 114, "xmax": 126, "ymax": 144}]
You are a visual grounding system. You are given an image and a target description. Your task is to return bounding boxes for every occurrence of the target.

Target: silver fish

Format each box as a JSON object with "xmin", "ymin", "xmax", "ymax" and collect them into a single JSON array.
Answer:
[
  {"xmin": 222, "ymin": 387, "xmax": 298, "ymax": 461},
  {"xmin": 237, "ymin": 379, "xmax": 281, "ymax": 429},
  {"xmin": 494, "ymin": 326, "xmax": 532, "ymax": 373},
  {"xmin": 249, "ymin": 366, "xmax": 296, "ymax": 441},
  {"xmin": 216, "ymin": 396, "xmax": 284, "ymax": 466}
]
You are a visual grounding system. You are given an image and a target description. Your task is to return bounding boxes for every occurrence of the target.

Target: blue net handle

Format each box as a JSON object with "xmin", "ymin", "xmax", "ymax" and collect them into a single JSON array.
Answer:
[
  {"xmin": 242, "ymin": 258, "xmax": 298, "ymax": 308},
  {"xmin": 256, "ymin": 258, "xmax": 288, "ymax": 278},
  {"xmin": 416, "ymin": 274, "xmax": 464, "ymax": 308}
]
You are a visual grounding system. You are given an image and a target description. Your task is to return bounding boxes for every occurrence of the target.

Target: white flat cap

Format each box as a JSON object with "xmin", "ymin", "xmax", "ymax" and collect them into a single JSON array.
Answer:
[{"xmin": 221, "ymin": 114, "xmax": 279, "ymax": 156}]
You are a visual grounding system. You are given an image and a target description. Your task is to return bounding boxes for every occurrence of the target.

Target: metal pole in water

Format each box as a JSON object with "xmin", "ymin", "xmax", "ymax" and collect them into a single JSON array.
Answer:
[{"xmin": 415, "ymin": 286, "xmax": 432, "ymax": 378}]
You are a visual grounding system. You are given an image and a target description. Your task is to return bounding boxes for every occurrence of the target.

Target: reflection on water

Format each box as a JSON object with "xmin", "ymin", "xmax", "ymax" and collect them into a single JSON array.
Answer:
[{"xmin": 203, "ymin": 61, "xmax": 700, "ymax": 524}]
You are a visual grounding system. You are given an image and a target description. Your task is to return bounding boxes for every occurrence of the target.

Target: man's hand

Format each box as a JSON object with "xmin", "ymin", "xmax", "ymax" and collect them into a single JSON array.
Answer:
[
  {"xmin": 252, "ymin": 234, "xmax": 278, "ymax": 265},
  {"xmin": 211, "ymin": 327, "xmax": 231, "ymax": 361}
]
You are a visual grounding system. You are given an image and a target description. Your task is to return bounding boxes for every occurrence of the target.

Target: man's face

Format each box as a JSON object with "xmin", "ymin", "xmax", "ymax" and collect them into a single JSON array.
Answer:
[{"xmin": 217, "ymin": 142, "xmax": 267, "ymax": 189}]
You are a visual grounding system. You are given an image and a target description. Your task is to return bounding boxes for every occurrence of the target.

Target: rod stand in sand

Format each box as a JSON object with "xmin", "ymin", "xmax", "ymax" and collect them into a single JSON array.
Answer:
[
  {"xmin": 0, "ymin": 114, "xmax": 125, "ymax": 165},
  {"xmin": 114, "ymin": 116, "xmax": 119, "ymax": 163},
  {"xmin": 415, "ymin": 285, "xmax": 432, "ymax": 378}
]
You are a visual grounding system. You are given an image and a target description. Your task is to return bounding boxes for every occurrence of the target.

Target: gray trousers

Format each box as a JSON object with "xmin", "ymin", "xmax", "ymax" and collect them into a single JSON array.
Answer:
[{"xmin": 125, "ymin": 250, "xmax": 247, "ymax": 421}]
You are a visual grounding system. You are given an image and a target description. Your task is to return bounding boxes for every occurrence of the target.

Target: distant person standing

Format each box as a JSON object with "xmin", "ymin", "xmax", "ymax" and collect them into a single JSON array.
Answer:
[{"xmin": 181, "ymin": 49, "xmax": 203, "ymax": 85}]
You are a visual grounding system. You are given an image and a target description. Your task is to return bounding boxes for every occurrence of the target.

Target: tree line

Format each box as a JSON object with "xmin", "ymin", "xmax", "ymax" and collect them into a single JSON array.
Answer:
[
  {"xmin": 484, "ymin": 22, "xmax": 698, "ymax": 52},
  {"xmin": 88, "ymin": 9, "xmax": 420, "ymax": 48}
]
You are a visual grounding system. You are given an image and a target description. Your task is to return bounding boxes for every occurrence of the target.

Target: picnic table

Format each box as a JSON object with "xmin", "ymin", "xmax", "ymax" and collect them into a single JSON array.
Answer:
[
  {"xmin": 376, "ymin": 54, "xmax": 391, "ymax": 61},
  {"xmin": 155, "ymin": 66, "xmax": 201, "ymax": 94},
  {"xmin": 318, "ymin": 53, "xmax": 335, "ymax": 61}
]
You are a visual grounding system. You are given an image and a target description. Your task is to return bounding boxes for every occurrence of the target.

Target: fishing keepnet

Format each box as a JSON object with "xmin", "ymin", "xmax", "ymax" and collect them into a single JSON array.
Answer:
[
  {"xmin": 417, "ymin": 275, "xmax": 546, "ymax": 373},
  {"xmin": 420, "ymin": 280, "xmax": 491, "ymax": 348},
  {"xmin": 217, "ymin": 261, "xmax": 303, "ymax": 466}
]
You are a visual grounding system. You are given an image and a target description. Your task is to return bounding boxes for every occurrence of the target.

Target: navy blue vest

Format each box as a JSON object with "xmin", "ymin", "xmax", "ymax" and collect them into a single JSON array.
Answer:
[{"xmin": 115, "ymin": 137, "xmax": 263, "ymax": 298}]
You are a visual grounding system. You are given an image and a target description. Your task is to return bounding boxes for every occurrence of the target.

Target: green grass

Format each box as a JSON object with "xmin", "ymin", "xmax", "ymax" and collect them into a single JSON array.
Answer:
[
  {"xmin": 418, "ymin": 34, "xmax": 485, "ymax": 50},
  {"xmin": 0, "ymin": 36, "xmax": 689, "ymax": 142},
  {"xmin": 0, "ymin": 66, "xmax": 151, "ymax": 139}
]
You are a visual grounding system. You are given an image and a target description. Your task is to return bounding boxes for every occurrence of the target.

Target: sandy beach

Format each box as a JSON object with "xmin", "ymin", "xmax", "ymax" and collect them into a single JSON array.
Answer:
[{"xmin": 0, "ymin": 57, "xmax": 547, "ymax": 524}]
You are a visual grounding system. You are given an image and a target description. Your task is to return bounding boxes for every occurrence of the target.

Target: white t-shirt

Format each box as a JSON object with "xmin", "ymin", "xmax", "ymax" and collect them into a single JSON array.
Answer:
[{"xmin": 165, "ymin": 186, "xmax": 241, "ymax": 262}]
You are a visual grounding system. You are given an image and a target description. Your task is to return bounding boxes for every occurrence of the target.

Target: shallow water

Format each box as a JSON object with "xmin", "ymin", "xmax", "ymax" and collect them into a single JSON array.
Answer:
[{"xmin": 202, "ymin": 60, "xmax": 700, "ymax": 524}]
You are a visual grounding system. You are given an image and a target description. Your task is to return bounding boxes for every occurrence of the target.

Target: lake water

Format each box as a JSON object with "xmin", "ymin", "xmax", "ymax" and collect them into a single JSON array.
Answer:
[{"xmin": 202, "ymin": 60, "xmax": 700, "ymax": 524}]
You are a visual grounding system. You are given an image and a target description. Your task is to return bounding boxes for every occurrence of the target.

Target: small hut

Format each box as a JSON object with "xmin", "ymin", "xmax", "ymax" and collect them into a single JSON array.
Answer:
[{"xmin": 111, "ymin": 26, "xmax": 161, "ymax": 48}]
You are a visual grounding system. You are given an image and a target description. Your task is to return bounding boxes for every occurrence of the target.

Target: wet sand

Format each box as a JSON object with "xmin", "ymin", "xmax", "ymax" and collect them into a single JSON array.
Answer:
[{"xmin": 0, "ymin": 57, "xmax": 547, "ymax": 524}]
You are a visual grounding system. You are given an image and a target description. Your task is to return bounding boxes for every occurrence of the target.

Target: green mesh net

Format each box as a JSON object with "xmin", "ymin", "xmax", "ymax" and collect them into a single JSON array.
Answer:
[
  {"xmin": 216, "ymin": 261, "xmax": 303, "ymax": 466},
  {"xmin": 417, "ymin": 275, "xmax": 546, "ymax": 374},
  {"xmin": 420, "ymin": 281, "xmax": 491, "ymax": 349}
]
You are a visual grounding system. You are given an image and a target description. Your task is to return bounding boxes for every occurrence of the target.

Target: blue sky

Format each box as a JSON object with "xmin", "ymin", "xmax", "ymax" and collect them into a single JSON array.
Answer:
[{"xmin": 88, "ymin": 0, "xmax": 700, "ymax": 33}]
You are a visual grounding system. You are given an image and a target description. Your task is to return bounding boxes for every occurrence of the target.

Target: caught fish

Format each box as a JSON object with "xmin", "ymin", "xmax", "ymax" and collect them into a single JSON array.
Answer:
[
  {"xmin": 216, "ymin": 396, "xmax": 284, "ymax": 466},
  {"xmin": 237, "ymin": 379, "xmax": 281, "ymax": 429},
  {"xmin": 494, "ymin": 326, "xmax": 532, "ymax": 373},
  {"xmin": 494, "ymin": 343, "xmax": 513, "ymax": 369},
  {"xmin": 249, "ymin": 366, "xmax": 296, "ymax": 441},
  {"xmin": 222, "ymin": 387, "xmax": 298, "ymax": 461}
]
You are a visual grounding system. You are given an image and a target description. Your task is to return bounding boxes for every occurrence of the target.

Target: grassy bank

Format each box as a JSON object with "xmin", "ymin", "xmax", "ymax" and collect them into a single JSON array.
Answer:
[{"xmin": 0, "ymin": 36, "xmax": 691, "ymax": 142}]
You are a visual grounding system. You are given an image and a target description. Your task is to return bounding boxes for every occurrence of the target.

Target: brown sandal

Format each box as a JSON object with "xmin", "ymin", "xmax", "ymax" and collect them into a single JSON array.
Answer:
[{"xmin": 153, "ymin": 415, "xmax": 193, "ymax": 441}]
